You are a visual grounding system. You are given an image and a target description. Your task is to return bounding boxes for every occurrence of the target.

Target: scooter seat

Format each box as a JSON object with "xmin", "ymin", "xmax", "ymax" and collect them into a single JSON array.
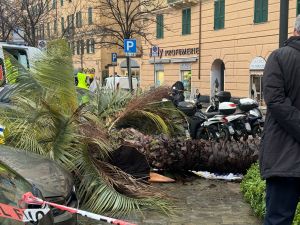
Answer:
[{"xmin": 203, "ymin": 111, "xmax": 219, "ymax": 118}]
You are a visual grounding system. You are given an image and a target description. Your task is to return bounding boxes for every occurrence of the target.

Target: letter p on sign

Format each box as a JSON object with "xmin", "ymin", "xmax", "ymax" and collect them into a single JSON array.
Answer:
[{"xmin": 124, "ymin": 39, "xmax": 137, "ymax": 56}]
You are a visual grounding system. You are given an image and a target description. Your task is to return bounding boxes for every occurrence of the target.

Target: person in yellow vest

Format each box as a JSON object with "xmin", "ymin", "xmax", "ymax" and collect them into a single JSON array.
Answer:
[
  {"xmin": 76, "ymin": 69, "xmax": 90, "ymax": 104},
  {"xmin": 77, "ymin": 69, "xmax": 89, "ymax": 90}
]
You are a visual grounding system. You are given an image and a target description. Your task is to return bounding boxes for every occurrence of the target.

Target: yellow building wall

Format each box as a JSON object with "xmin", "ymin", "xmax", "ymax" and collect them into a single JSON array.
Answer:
[
  {"xmin": 141, "ymin": 2, "xmax": 200, "ymax": 90},
  {"xmin": 199, "ymin": 0, "xmax": 298, "ymax": 98}
]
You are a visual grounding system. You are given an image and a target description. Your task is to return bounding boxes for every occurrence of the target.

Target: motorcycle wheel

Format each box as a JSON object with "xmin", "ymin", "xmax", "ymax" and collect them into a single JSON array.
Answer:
[
  {"xmin": 218, "ymin": 126, "xmax": 230, "ymax": 142},
  {"xmin": 252, "ymin": 125, "xmax": 263, "ymax": 138}
]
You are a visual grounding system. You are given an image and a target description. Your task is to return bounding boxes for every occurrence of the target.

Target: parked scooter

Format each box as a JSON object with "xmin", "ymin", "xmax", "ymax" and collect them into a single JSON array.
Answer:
[{"xmin": 206, "ymin": 91, "xmax": 264, "ymax": 139}]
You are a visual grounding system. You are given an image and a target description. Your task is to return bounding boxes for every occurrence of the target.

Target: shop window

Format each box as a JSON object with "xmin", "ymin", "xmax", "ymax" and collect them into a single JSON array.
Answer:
[
  {"xmin": 254, "ymin": 0, "xmax": 268, "ymax": 23},
  {"xmin": 182, "ymin": 8, "xmax": 191, "ymax": 35},
  {"xmin": 181, "ymin": 71, "xmax": 192, "ymax": 98},
  {"xmin": 250, "ymin": 75, "xmax": 264, "ymax": 105},
  {"xmin": 156, "ymin": 14, "xmax": 164, "ymax": 39},
  {"xmin": 88, "ymin": 7, "xmax": 93, "ymax": 25},
  {"xmin": 214, "ymin": 0, "xmax": 225, "ymax": 30},
  {"xmin": 76, "ymin": 11, "xmax": 82, "ymax": 28},
  {"xmin": 297, "ymin": 0, "xmax": 300, "ymax": 15},
  {"xmin": 156, "ymin": 71, "xmax": 164, "ymax": 86}
]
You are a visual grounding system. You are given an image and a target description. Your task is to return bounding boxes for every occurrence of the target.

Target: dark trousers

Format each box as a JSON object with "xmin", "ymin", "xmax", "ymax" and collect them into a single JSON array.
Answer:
[{"xmin": 264, "ymin": 177, "xmax": 300, "ymax": 225}]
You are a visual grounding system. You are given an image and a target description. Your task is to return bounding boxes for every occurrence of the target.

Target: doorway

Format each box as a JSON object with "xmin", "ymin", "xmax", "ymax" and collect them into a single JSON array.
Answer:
[{"xmin": 211, "ymin": 59, "xmax": 225, "ymax": 97}]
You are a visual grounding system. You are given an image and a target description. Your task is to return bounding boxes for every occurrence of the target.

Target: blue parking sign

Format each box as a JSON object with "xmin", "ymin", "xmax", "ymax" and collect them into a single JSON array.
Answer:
[
  {"xmin": 124, "ymin": 39, "xmax": 137, "ymax": 56},
  {"xmin": 112, "ymin": 53, "xmax": 117, "ymax": 65}
]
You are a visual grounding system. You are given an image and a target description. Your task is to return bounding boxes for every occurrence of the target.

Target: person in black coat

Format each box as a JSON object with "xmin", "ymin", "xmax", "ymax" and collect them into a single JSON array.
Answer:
[{"xmin": 261, "ymin": 15, "xmax": 300, "ymax": 225}]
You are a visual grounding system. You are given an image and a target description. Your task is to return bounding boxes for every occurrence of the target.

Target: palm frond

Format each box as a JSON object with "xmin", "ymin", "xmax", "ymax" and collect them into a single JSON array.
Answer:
[{"xmin": 75, "ymin": 145, "xmax": 173, "ymax": 217}]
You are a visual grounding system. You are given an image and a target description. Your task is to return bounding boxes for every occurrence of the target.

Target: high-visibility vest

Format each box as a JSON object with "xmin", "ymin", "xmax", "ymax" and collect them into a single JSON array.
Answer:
[{"xmin": 77, "ymin": 72, "xmax": 89, "ymax": 90}]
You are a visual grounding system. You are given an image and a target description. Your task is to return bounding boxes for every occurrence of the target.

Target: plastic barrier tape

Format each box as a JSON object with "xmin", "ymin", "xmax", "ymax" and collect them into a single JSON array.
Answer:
[
  {"xmin": 0, "ymin": 202, "xmax": 50, "ymax": 222},
  {"xmin": 22, "ymin": 192, "xmax": 137, "ymax": 225}
]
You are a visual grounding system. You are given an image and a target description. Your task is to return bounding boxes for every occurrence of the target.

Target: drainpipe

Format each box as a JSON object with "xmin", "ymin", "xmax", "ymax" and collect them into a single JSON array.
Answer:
[
  {"xmin": 279, "ymin": 0, "xmax": 289, "ymax": 47},
  {"xmin": 198, "ymin": 1, "xmax": 202, "ymax": 80}
]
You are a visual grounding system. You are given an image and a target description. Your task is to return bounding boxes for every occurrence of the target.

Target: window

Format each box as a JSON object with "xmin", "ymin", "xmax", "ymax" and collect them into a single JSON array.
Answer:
[
  {"xmin": 88, "ymin": 7, "xmax": 93, "ymax": 25},
  {"xmin": 47, "ymin": 22, "xmax": 50, "ymax": 37},
  {"xmin": 76, "ymin": 11, "xmax": 82, "ymax": 28},
  {"xmin": 54, "ymin": 20, "xmax": 57, "ymax": 33},
  {"xmin": 87, "ymin": 39, "xmax": 95, "ymax": 54},
  {"xmin": 156, "ymin": 71, "xmax": 164, "ymax": 86},
  {"xmin": 254, "ymin": 0, "xmax": 268, "ymax": 23},
  {"xmin": 250, "ymin": 74, "xmax": 264, "ymax": 105},
  {"xmin": 61, "ymin": 17, "xmax": 65, "ymax": 33},
  {"xmin": 297, "ymin": 0, "xmax": 300, "ymax": 15},
  {"xmin": 214, "ymin": 0, "xmax": 225, "ymax": 30},
  {"xmin": 156, "ymin": 14, "xmax": 164, "ymax": 39},
  {"xmin": 76, "ymin": 40, "xmax": 81, "ymax": 54},
  {"xmin": 52, "ymin": 0, "xmax": 56, "ymax": 9},
  {"xmin": 71, "ymin": 42, "xmax": 75, "ymax": 55},
  {"xmin": 67, "ymin": 14, "xmax": 74, "ymax": 32},
  {"xmin": 77, "ymin": 40, "xmax": 84, "ymax": 55},
  {"xmin": 60, "ymin": 0, "xmax": 63, "ymax": 6},
  {"xmin": 182, "ymin": 8, "xmax": 191, "ymax": 35}
]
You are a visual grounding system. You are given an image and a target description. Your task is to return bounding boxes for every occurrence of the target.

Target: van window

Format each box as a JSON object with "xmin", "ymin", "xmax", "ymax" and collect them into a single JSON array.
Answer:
[{"xmin": 3, "ymin": 48, "xmax": 29, "ymax": 69}]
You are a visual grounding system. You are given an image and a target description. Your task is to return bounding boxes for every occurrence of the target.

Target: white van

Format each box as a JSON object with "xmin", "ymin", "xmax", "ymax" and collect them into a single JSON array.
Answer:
[
  {"xmin": 104, "ymin": 77, "xmax": 138, "ymax": 90},
  {"xmin": 0, "ymin": 42, "xmax": 42, "ymax": 89}
]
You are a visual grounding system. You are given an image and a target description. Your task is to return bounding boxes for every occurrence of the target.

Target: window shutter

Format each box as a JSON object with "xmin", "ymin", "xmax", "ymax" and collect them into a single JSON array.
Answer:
[
  {"xmin": 297, "ymin": 0, "xmax": 300, "ymax": 15},
  {"xmin": 187, "ymin": 8, "xmax": 191, "ymax": 34},
  {"xmin": 60, "ymin": 0, "xmax": 63, "ymax": 6},
  {"xmin": 220, "ymin": 0, "xmax": 225, "ymax": 29},
  {"xmin": 214, "ymin": 0, "xmax": 219, "ymax": 29},
  {"xmin": 79, "ymin": 12, "xmax": 82, "ymax": 27},
  {"xmin": 156, "ymin": 15, "xmax": 160, "ymax": 38},
  {"xmin": 254, "ymin": 0, "xmax": 260, "ymax": 23},
  {"xmin": 182, "ymin": 9, "xmax": 186, "ymax": 35},
  {"xmin": 262, "ymin": 0, "xmax": 268, "ymax": 22},
  {"xmin": 88, "ymin": 7, "xmax": 93, "ymax": 25}
]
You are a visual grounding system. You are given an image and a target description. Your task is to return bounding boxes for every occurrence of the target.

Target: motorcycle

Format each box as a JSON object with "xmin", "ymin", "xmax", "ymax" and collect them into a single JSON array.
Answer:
[{"xmin": 206, "ymin": 91, "xmax": 264, "ymax": 139}]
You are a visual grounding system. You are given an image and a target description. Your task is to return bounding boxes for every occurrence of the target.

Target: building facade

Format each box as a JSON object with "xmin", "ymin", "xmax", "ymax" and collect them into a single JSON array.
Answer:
[
  {"xmin": 41, "ymin": 0, "xmax": 121, "ymax": 81},
  {"xmin": 141, "ymin": 0, "xmax": 200, "ymax": 97},
  {"xmin": 141, "ymin": 0, "xmax": 300, "ymax": 103}
]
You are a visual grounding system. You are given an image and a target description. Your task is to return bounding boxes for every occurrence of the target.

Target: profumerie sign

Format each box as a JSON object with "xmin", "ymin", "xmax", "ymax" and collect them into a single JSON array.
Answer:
[{"xmin": 150, "ymin": 47, "xmax": 199, "ymax": 58}]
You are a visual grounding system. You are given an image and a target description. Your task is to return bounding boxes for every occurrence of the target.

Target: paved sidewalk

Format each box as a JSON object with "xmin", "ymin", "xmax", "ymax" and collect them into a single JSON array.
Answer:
[{"xmin": 79, "ymin": 178, "xmax": 262, "ymax": 225}]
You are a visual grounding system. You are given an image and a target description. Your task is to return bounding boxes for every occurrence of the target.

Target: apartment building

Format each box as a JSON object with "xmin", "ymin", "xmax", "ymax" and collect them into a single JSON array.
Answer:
[
  {"xmin": 141, "ymin": 0, "xmax": 200, "ymax": 96},
  {"xmin": 38, "ymin": 0, "xmax": 120, "ymax": 80},
  {"xmin": 142, "ymin": 0, "xmax": 300, "ymax": 103}
]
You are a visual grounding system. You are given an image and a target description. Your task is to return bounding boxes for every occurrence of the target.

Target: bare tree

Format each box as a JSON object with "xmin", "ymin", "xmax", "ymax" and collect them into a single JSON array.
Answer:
[
  {"xmin": 0, "ymin": 0, "xmax": 19, "ymax": 41},
  {"xmin": 91, "ymin": 0, "xmax": 166, "ymax": 91},
  {"xmin": 1, "ymin": 0, "xmax": 50, "ymax": 46}
]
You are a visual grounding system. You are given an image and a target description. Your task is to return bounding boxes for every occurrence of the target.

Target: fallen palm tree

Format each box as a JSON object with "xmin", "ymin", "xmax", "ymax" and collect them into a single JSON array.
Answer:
[{"xmin": 117, "ymin": 128, "xmax": 259, "ymax": 174}]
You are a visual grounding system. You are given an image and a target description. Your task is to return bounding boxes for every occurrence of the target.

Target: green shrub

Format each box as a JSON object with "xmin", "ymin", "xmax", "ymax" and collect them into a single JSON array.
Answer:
[{"xmin": 241, "ymin": 163, "xmax": 300, "ymax": 225}]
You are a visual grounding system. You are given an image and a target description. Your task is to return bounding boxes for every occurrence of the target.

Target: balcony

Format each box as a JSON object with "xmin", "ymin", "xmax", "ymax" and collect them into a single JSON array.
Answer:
[{"xmin": 167, "ymin": 0, "xmax": 200, "ymax": 7}]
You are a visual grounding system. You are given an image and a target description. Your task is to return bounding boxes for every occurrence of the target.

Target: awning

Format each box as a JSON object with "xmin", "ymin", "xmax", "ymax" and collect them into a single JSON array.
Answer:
[{"xmin": 120, "ymin": 59, "xmax": 140, "ymax": 68}]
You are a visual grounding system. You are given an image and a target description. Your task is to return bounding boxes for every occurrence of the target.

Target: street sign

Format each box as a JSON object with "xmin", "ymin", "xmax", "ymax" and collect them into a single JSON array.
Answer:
[
  {"xmin": 151, "ymin": 45, "xmax": 159, "ymax": 57},
  {"xmin": 111, "ymin": 53, "xmax": 117, "ymax": 66},
  {"xmin": 124, "ymin": 39, "xmax": 137, "ymax": 56}
]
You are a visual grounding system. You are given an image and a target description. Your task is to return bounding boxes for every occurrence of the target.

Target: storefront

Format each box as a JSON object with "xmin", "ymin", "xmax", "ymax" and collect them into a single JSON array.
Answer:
[
  {"xmin": 249, "ymin": 57, "xmax": 266, "ymax": 105},
  {"xmin": 144, "ymin": 46, "xmax": 199, "ymax": 99}
]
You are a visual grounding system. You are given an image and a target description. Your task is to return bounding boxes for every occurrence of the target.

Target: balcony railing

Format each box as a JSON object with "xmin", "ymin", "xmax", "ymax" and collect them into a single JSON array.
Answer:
[{"xmin": 167, "ymin": 0, "xmax": 200, "ymax": 7}]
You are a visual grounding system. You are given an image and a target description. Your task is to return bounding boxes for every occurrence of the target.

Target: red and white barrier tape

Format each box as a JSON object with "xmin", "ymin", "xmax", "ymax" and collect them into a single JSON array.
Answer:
[
  {"xmin": 0, "ymin": 202, "xmax": 50, "ymax": 222},
  {"xmin": 22, "ymin": 192, "xmax": 137, "ymax": 225},
  {"xmin": 0, "ymin": 192, "xmax": 137, "ymax": 225}
]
